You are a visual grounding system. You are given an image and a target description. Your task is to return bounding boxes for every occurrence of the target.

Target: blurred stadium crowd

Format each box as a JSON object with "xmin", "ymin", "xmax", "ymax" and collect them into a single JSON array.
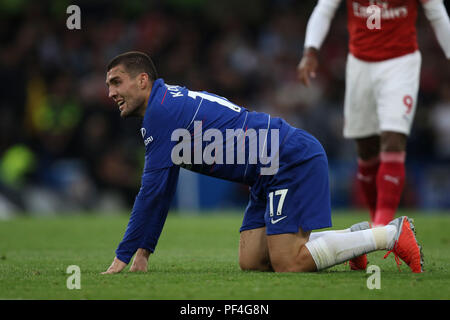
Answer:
[{"xmin": 0, "ymin": 0, "xmax": 449, "ymax": 217}]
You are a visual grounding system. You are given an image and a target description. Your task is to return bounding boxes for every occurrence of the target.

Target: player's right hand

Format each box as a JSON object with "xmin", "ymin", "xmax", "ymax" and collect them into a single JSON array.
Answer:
[
  {"xmin": 297, "ymin": 47, "xmax": 319, "ymax": 87},
  {"xmin": 101, "ymin": 257, "xmax": 127, "ymax": 274}
]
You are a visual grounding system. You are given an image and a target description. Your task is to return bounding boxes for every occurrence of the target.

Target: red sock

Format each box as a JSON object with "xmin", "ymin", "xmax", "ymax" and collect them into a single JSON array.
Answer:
[
  {"xmin": 374, "ymin": 152, "xmax": 406, "ymax": 226},
  {"xmin": 357, "ymin": 156, "xmax": 380, "ymax": 222}
]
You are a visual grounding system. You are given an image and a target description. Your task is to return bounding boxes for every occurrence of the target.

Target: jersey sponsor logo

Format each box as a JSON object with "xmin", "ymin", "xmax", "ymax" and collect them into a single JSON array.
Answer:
[
  {"xmin": 353, "ymin": 1, "xmax": 408, "ymax": 20},
  {"xmin": 140, "ymin": 127, "xmax": 154, "ymax": 146},
  {"xmin": 144, "ymin": 136, "xmax": 154, "ymax": 146},
  {"xmin": 366, "ymin": 5, "xmax": 381, "ymax": 30}
]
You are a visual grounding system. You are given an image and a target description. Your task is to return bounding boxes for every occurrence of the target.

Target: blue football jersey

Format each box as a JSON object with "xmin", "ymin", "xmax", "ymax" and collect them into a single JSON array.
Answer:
[{"xmin": 115, "ymin": 78, "xmax": 316, "ymax": 263}]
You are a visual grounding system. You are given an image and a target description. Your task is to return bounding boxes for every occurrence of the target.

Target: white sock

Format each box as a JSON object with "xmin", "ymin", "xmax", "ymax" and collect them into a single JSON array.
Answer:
[
  {"xmin": 309, "ymin": 228, "xmax": 351, "ymax": 242},
  {"xmin": 305, "ymin": 225, "xmax": 396, "ymax": 270}
]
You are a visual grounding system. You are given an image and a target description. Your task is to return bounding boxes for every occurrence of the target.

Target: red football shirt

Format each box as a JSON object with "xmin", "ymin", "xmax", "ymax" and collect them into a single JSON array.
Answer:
[{"xmin": 347, "ymin": 0, "xmax": 420, "ymax": 61}]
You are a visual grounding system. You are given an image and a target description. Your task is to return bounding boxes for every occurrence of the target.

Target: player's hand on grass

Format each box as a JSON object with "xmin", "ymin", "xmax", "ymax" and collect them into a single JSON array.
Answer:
[
  {"xmin": 101, "ymin": 257, "xmax": 127, "ymax": 274},
  {"xmin": 130, "ymin": 248, "xmax": 151, "ymax": 272},
  {"xmin": 297, "ymin": 47, "xmax": 319, "ymax": 87}
]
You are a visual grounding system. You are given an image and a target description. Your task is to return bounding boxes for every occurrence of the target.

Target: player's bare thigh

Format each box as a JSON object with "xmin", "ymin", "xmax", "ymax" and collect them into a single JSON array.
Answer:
[
  {"xmin": 267, "ymin": 228, "xmax": 316, "ymax": 272},
  {"xmin": 239, "ymin": 227, "xmax": 272, "ymax": 271}
]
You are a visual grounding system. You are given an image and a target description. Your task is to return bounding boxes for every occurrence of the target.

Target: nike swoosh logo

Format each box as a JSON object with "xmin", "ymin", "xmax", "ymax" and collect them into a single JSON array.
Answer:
[{"xmin": 271, "ymin": 216, "xmax": 287, "ymax": 224}]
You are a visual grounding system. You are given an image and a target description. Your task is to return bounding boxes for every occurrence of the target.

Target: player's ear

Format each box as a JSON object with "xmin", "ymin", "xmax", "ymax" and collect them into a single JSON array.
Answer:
[{"xmin": 139, "ymin": 73, "xmax": 149, "ymax": 89}]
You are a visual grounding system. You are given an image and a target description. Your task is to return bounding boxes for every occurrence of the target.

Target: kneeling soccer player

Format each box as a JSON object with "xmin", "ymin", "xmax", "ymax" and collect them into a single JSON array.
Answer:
[{"xmin": 101, "ymin": 51, "xmax": 423, "ymax": 274}]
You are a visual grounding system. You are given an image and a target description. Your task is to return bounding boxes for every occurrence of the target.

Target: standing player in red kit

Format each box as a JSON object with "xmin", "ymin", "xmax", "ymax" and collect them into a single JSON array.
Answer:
[{"xmin": 297, "ymin": 0, "xmax": 449, "ymax": 269}]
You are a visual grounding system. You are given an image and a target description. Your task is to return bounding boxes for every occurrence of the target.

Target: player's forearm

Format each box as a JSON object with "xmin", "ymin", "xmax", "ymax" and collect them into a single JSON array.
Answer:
[
  {"xmin": 115, "ymin": 167, "xmax": 179, "ymax": 263},
  {"xmin": 115, "ymin": 195, "xmax": 171, "ymax": 263},
  {"xmin": 115, "ymin": 192, "xmax": 170, "ymax": 263},
  {"xmin": 303, "ymin": 47, "xmax": 319, "ymax": 58},
  {"xmin": 422, "ymin": 0, "xmax": 450, "ymax": 59},
  {"xmin": 115, "ymin": 206, "xmax": 157, "ymax": 263},
  {"xmin": 304, "ymin": 0, "xmax": 342, "ymax": 50}
]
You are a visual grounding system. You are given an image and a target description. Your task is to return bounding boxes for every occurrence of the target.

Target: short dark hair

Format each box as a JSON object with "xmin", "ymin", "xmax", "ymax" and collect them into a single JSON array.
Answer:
[{"xmin": 107, "ymin": 51, "xmax": 158, "ymax": 81}]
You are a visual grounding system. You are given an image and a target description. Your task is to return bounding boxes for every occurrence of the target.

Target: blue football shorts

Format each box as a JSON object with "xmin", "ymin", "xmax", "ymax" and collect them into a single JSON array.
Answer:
[{"xmin": 240, "ymin": 128, "xmax": 332, "ymax": 234}]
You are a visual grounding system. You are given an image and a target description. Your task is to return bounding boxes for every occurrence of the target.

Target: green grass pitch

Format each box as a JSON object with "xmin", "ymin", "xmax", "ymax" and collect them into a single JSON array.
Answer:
[{"xmin": 0, "ymin": 210, "xmax": 449, "ymax": 300}]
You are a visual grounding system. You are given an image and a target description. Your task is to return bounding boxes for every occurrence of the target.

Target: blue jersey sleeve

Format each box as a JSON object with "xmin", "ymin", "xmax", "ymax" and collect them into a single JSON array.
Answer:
[
  {"xmin": 115, "ymin": 80, "xmax": 189, "ymax": 264},
  {"xmin": 115, "ymin": 165, "xmax": 180, "ymax": 264}
]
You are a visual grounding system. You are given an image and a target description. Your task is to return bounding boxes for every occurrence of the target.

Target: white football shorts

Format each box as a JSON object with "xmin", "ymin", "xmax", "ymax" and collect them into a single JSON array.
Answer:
[{"xmin": 343, "ymin": 50, "xmax": 422, "ymax": 138}]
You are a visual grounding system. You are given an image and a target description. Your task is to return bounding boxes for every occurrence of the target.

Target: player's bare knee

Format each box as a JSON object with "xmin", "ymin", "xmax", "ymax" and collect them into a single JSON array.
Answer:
[
  {"xmin": 270, "ymin": 244, "xmax": 316, "ymax": 273},
  {"xmin": 271, "ymin": 258, "xmax": 311, "ymax": 273},
  {"xmin": 238, "ymin": 257, "xmax": 256, "ymax": 271},
  {"xmin": 380, "ymin": 131, "xmax": 407, "ymax": 152},
  {"xmin": 269, "ymin": 255, "xmax": 298, "ymax": 273},
  {"xmin": 239, "ymin": 261, "xmax": 262, "ymax": 271},
  {"xmin": 239, "ymin": 249, "xmax": 272, "ymax": 271},
  {"xmin": 356, "ymin": 135, "xmax": 380, "ymax": 160},
  {"xmin": 271, "ymin": 262, "xmax": 298, "ymax": 272},
  {"xmin": 239, "ymin": 257, "xmax": 271, "ymax": 272},
  {"xmin": 239, "ymin": 228, "xmax": 271, "ymax": 271}
]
